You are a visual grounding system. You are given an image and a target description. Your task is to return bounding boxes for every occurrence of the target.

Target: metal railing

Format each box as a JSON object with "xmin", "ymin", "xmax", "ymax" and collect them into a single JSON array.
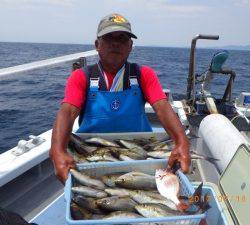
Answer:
[{"xmin": 186, "ymin": 34, "xmax": 219, "ymax": 107}]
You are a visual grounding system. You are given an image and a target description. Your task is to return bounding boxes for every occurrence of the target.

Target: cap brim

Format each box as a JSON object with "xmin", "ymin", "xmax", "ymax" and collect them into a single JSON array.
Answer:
[{"xmin": 97, "ymin": 26, "xmax": 137, "ymax": 39}]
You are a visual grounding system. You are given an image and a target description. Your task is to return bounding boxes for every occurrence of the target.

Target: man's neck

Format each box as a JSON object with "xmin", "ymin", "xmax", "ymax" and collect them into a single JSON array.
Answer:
[{"xmin": 100, "ymin": 61, "xmax": 125, "ymax": 75}]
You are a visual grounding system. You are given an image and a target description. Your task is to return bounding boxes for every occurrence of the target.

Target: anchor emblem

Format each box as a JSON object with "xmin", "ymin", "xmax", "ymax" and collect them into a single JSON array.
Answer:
[{"xmin": 111, "ymin": 99, "xmax": 120, "ymax": 111}]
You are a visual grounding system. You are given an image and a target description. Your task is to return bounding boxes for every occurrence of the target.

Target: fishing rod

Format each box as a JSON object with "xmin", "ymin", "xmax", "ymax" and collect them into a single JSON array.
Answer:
[{"xmin": 0, "ymin": 49, "xmax": 98, "ymax": 79}]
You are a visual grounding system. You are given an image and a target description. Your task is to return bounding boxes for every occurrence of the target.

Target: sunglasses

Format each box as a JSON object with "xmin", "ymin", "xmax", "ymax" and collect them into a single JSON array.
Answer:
[{"xmin": 101, "ymin": 33, "xmax": 131, "ymax": 43}]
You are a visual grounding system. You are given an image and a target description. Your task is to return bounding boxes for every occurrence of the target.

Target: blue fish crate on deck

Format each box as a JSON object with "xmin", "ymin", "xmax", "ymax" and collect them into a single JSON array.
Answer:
[{"xmin": 65, "ymin": 159, "xmax": 206, "ymax": 225}]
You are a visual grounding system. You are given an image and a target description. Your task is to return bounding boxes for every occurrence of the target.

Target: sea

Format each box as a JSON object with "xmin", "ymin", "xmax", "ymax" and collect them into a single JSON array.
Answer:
[{"xmin": 0, "ymin": 42, "xmax": 249, "ymax": 153}]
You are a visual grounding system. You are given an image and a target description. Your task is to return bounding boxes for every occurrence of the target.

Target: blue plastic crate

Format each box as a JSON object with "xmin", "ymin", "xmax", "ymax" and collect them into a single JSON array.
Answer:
[{"xmin": 65, "ymin": 159, "xmax": 206, "ymax": 225}]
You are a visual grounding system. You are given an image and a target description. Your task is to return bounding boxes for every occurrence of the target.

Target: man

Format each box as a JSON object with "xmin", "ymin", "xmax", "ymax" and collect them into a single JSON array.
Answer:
[{"xmin": 50, "ymin": 13, "xmax": 190, "ymax": 183}]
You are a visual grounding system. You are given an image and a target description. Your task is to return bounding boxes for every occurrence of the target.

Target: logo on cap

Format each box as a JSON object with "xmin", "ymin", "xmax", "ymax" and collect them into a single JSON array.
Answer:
[{"xmin": 109, "ymin": 15, "xmax": 126, "ymax": 24}]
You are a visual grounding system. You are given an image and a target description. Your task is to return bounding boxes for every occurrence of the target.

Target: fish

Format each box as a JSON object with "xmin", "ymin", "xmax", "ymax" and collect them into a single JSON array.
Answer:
[
  {"xmin": 68, "ymin": 140, "xmax": 86, "ymax": 155},
  {"xmin": 104, "ymin": 188, "xmax": 130, "ymax": 197},
  {"xmin": 70, "ymin": 202, "xmax": 92, "ymax": 220},
  {"xmin": 70, "ymin": 169, "xmax": 106, "ymax": 190},
  {"xmin": 69, "ymin": 133, "xmax": 97, "ymax": 154},
  {"xmin": 86, "ymin": 150, "xmax": 119, "ymax": 162},
  {"xmin": 67, "ymin": 147, "xmax": 88, "ymax": 163},
  {"xmin": 72, "ymin": 195, "xmax": 103, "ymax": 214},
  {"xmin": 155, "ymin": 169, "xmax": 188, "ymax": 211},
  {"xmin": 119, "ymin": 151, "xmax": 146, "ymax": 160},
  {"xmin": 107, "ymin": 147, "xmax": 130, "ymax": 158},
  {"xmin": 147, "ymin": 151, "xmax": 171, "ymax": 159},
  {"xmin": 143, "ymin": 133, "xmax": 199, "ymax": 151},
  {"xmin": 131, "ymin": 137, "xmax": 156, "ymax": 146},
  {"xmin": 135, "ymin": 203, "xmax": 183, "ymax": 218},
  {"xmin": 142, "ymin": 137, "xmax": 171, "ymax": 150},
  {"xmin": 103, "ymin": 211, "xmax": 143, "ymax": 220},
  {"xmin": 115, "ymin": 171, "xmax": 156, "ymax": 190},
  {"xmin": 84, "ymin": 137, "xmax": 120, "ymax": 147},
  {"xmin": 71, "ymin": 186, "xmax": 107, "ymax": 198},
  {"xmin": 128, "ymin": 190, "xmax": 177, "ymax": 210},
  {"xmin": 115, "ymin": 139, "xmax": 147, "ymax": 156},
  {"xmin": 119, "ymin": 154, "xmax": 135, "ymax": 161},
  {"xmin": 96, "ymin": 196, "xmax": 137, "ymax": 212},
  {"xmin": 185, "ymin": 182, "xmax": 211, "ymax": 214},
  {"xmin": 101, "ymin": 174, "xmax": 123, "ymax": 188},
  {"xmin": 189, "ymin": 150, "xmax": 219, "ymax": 164},
  {"xmin": 152, "ymin": 142, "xmax": 170, "ymax": 151},
  {"xmin": 109, "ymin": 146, "xmax": 147, "ymax": 159},
  {"xmin": 147, "ymin": 150, "xmax": 219, "ymax": 164}
]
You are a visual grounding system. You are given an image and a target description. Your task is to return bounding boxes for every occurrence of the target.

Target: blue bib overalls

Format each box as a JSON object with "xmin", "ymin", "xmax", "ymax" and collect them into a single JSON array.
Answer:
[{"xmin": 76, "ymin": 62, "xmax": 152, "ymax": 133}]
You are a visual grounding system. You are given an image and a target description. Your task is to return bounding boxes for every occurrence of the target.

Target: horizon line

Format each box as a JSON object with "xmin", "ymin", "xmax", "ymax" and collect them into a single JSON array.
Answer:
[{"xmin": 1, "ymin": 40, "xmax": 250, "ymax": 50}]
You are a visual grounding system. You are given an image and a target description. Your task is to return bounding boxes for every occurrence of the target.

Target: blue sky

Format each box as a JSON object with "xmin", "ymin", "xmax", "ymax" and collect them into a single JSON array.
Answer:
[{"xmin": 0, "ymin": 0, "xmax": 249, "ymax": 47}]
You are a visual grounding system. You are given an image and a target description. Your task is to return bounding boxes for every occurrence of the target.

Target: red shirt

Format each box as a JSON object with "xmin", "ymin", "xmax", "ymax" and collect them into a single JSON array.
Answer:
[{"xmin": 62, "ymin": 65, "xmax": 166, "ymax": 109}]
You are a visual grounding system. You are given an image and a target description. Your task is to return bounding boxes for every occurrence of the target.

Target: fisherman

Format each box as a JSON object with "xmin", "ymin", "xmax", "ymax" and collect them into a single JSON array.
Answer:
[{"xmin": 50, "ymin": 13, "xmax": 190, "ymax": 183}]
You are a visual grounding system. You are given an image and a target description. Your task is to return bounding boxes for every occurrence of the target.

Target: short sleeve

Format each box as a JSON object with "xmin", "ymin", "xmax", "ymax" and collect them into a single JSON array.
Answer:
[
  {"xmin": 62, "ymin": 69, "xmax": 87, "ymax": 109},
  {"xmin": 140, "ymin": 65, "xmax": 167, "ymax": 105}
]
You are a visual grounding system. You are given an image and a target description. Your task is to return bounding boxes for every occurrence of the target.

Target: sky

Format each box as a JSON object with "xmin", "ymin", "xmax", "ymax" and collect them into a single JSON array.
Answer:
[{"xmin": 0, "ymin": 0, "xmax": 250, "ymax": 47}]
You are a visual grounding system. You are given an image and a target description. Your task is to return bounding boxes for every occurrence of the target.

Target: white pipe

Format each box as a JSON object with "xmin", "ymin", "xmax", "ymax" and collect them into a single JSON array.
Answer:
[{"xmin": 0, "ymin": 50, "xmax": 98, "ymax": 78}]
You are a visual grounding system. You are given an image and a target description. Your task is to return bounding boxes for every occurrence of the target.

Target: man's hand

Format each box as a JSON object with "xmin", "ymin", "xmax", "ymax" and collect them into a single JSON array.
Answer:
[
  {"xmin": 50, "ymin": 150, "xmax": 76, "ymax": 184},
  {"xmin": 152, "ymin": 99, "xmax": 191, "ymax": 173},
  {"xmin": 50, "ymin": 103, "xmax": 80, "ymax": 184},
  {"xmin": 167, "ymin": 141, "xmax": 191, "ymax": 173}
]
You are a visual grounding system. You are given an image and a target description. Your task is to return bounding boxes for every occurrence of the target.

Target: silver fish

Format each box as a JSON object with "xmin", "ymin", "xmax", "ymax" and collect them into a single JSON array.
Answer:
[
  {"xmin": 120, "ymin": 151, "xmax": 146, "ymax": 160},
  {"xmin": 119, "ymin": 154, "xmax": 136, "ymax": 161},
  {"xmin": 96, "ymin": 196, "xmax": 137, "ymax": 212},
  {"xmin": 72, "ymin": 196, "xmax": 103, "ymax": 214},
  {"xmin": 128, "ymin": 190, "xmax": 177, "ymax": 210},
  {"xmin": 143, "ymin": 134, "xmax": 198, "ymax": 151},
  {"xmin": 142, "ymin": 137, "xmax": 170, "ymax": 150},
  {"xmin": 70, "ymin": 202, "xmax": 92, "ymax": 220},
  {"xmin": 70, "ymin": 133, "xmax": 97, "ymax": 154},
  {"xmin": 84, "ymin": 137, "xmax": 119, "ymax": 147},
  {"xmin": 71, "ymin": 186, "xmax": 107, "ymax": 198},
  {"xmin": 115, "ymin": 171, "xmax": 156, "ymax": 190},
  {"xmin": 107, "ymin": 147, "xmax": 129, "ymax": 158},
  {"xmin": 70, "ymin": 169, "xmax": 106, "ymax": 190},
  {"xmin": 67, "ymin": 147, "xmax": 88, "ymax": 163},
  {"xmin": 116, "ymin": 139, "xmax": 147, "ymax": 156},
  {"xmin": 147, "ymin": 150, "xmax": 218, "ymax": 163},
  {"xmin": 147, "ymin": 151, "xmax": 170, "ymax": 159},
  {"xmin": 101, "ymin": 174, "xmax": 122, "ymax": 188},
  {"xmin": 104, "ymin": 188, "xmax": 130, "ymax": 197},
  {"xmin": 110, "ymin": 146, "xmax": 147, "ymax": 159},
  {"xmin": 135, "ymin": 203, "xmax": 183, "ymax": 218},
  {"xmin": 86, "ymin": 150, "xmax": 119, "ymax": 162},
  {"xmin": 103, "ymin": 211, "xmax": 143, "ymax": 220},
  {"xmin": 132, "ymin": 138, "xmax": 155, "ymax": 146},
  {"xmin": 152, "ymin": 142, "xmax": 170, "ymax": 151},
  {"xmin": 189, "ymin": 150, "xmax": 219, "ymax": 163}
]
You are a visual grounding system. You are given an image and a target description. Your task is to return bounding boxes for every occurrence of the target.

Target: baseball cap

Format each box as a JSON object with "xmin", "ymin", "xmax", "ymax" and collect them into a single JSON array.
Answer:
[{"xmin": 97, "ymin": 13, "xmax": 137, "ymax": 39}]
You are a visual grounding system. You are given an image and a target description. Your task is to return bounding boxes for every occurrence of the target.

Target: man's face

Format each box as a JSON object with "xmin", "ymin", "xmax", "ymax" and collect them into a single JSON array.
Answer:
[{"xmin": 95, "ymin": 31, "xmax": 133, "ymax": 69}]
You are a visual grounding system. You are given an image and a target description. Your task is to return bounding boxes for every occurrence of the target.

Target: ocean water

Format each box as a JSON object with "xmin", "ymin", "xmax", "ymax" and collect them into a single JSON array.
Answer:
[{"xmin": 0, "ymin": 42, "xmax": 249, "ymax": 153}]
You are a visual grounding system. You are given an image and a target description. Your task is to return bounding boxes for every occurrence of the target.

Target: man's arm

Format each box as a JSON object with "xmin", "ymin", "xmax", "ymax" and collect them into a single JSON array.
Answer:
[
  {"xmin": 50, "ymin": 103, "xmax": 80, "ymax": 183},
  {"xmin": 152, "ymin": 99, "xmax": 190, "ymax": 173}
]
